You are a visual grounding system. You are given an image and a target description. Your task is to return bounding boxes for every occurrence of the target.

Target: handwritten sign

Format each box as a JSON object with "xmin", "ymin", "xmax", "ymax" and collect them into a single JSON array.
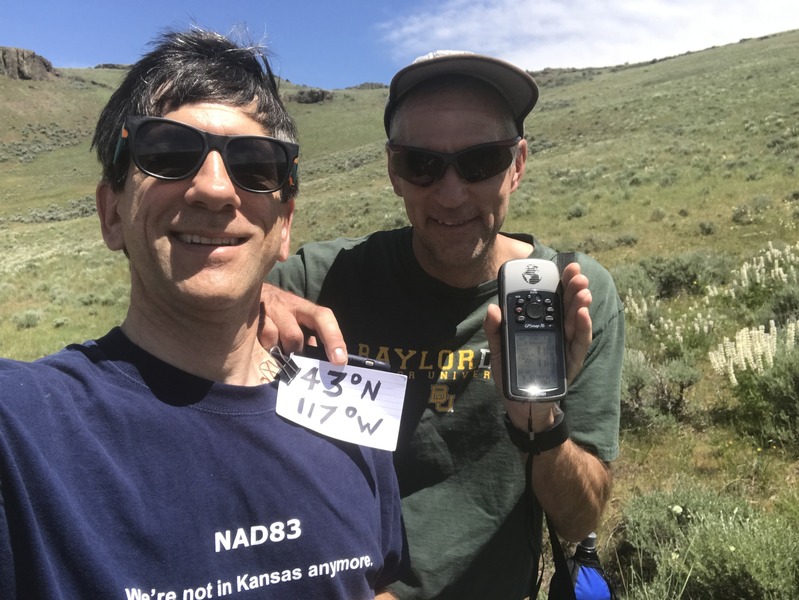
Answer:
[{"xmin": 276, "ymin": 355, "xmax": 407, "ymax": 451}]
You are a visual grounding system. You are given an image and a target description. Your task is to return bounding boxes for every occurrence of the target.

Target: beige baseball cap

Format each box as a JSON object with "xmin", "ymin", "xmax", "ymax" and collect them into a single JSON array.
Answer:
[{"xmin": 384, "ymin": 50, "xmax": 539, "ymax": 137}]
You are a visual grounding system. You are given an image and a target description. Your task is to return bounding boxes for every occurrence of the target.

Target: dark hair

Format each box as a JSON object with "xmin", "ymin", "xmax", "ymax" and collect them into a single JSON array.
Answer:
[{"xmin": 92, "ymin": 28, "xmax": 299, "ymax": 200}]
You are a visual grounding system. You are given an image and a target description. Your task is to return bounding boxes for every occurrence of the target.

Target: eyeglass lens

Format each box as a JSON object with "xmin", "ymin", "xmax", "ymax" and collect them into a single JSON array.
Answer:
[
  {"xmin": 389, "ymin": 138, "xmax": 519, "ymax": 186},
  {"xmin": 131, "ymin": 119, "xmax": 293, "ymax": 193}
]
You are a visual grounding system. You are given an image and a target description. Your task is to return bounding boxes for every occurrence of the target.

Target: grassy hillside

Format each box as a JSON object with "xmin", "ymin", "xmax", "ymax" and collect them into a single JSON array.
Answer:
[
  {"xmin": 2, "ymin": 30, "xmax": 799, "ymax": 596},
  {"xmin": 290, "ymin": 31, "xmax": 799, "ymax": 264}
]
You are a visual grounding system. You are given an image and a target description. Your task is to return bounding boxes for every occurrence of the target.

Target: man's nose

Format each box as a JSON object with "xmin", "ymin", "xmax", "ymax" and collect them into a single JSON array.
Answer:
[
  {"xmin": 432, "ymin": 164, "xmax": 470, "ymax": 207},
  {"xmin": 185, "ymin": 150, "xmax": 241, "ymax": 210}
]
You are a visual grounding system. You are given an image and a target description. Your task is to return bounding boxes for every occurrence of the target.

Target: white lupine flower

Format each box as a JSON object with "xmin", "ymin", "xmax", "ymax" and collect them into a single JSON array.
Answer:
[
  {"xmin": 767, "ymin": 320, "xmax": 778, "ymax": 367},
  {"xmin": 728, "ymin": 365, "xmax": 738, "ymax": 387},
  {"xmin": 708, "ymin": 318, "xmax": 799, "ymax": 386},
  {"xmin": 740, "ymin": 265, "xmax": 750, "ymax": 287}
]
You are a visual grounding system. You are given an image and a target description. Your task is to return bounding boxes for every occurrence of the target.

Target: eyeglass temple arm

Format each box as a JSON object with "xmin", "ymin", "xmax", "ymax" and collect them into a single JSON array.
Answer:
[{"xmin": 111, "ymin": 125, "xmax": 130, "ymax": 182}]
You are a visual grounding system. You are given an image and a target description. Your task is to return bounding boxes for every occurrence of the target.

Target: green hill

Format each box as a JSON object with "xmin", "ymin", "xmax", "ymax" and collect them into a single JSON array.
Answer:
[
  {"xmin": 2, "ymin": 30, "xmax": 799, "ymax": 596},
  {"xmin": 2, "ymin": 31, "xmax": 797, "ymax": 263}
]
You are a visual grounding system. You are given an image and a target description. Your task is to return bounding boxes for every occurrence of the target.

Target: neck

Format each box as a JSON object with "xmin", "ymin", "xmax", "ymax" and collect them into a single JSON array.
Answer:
[
  {"xmin": 413, "ymin": 232, "xmax": 534, "ymax": 288},
  {"xmin": 121, "ymin": 297, "xmax": 277, "ymax": 386}
]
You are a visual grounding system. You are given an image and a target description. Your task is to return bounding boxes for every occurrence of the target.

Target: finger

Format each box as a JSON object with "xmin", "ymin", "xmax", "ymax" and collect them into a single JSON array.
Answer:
[
  {"xmin": 258, "ymin": 312, "xmax": 281, "ymax": 350},
  {"xmin": 257, "ymin": 298, "xmax": 305, "ymax": 352},
  {"xmin": 487, "ymin": 303, "xmax": 560, "ymax": 428},
  {"xmin": 566, "ymin": 304, "xmax": 593, "ymax": 383},
  {"xmin": 556, "ymin": 263, "xmax": 592, "ymax": 384},
  {"xmin": 561, "ymin": 260, "xmax": 581, "ymax": 285},
  {"xmin": 564, "ymin": 287, "xmax": 592, "ymax": 343},
  {"xmin": 299, "ymin": 305, "xmax": 347, "ymax": 365},
  {"xmin": 562, "ymin": 269, "xmax": 589, "ymax": 324},
  {"xmin": 272, "ymin": 313, "xmax": 306, "ymax": 354},
  {"xmin": 258, "ymin": 284, "xmax": 348, "ymax": 365},
  {"xmin": 561, "ymin": 264, "xmax": 590, "ymax": 343}
]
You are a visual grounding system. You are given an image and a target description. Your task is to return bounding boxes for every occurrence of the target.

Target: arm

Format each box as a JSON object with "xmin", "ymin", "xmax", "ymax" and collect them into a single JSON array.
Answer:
[
  {"xmin": 261, "ymin": 236, "xmax": 373, "ymax": 366},
  {"xmin": 528, "ymin": 428, "xmax": 612, "ymax": 541},
  {"xmin": 484, "ymin": 262, "xmax": 613, "ymax": 541},
  {"xmin": 258, "ymin": 284, "xmax": 348, "ymax": 365}
]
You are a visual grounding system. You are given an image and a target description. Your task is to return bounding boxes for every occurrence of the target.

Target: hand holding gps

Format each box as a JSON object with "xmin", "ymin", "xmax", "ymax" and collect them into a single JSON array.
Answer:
[{"xmin": 498, "ymin": 258, "xmax": 568, "ymax": 402}]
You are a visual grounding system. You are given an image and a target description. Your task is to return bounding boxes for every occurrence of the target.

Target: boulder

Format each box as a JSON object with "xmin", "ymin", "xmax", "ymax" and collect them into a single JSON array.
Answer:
[{"xmin": 0, "ymin": 47, "xmax": 58, "ymax": 80}]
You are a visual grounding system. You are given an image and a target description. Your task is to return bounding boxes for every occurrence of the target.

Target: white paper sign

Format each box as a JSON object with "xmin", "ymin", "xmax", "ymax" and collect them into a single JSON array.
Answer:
[{"xmin": 276, "ymin": 355, "xmax": 407, "ymax": 451}]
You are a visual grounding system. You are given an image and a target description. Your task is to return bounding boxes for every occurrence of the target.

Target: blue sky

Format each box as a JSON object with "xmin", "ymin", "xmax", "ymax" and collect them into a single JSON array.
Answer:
[{"xmin": 2, "ymin": 0, "xmax": 798, "ymax": 89}]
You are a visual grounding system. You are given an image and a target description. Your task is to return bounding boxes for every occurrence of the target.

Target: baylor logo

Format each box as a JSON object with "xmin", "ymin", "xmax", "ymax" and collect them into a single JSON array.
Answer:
[{"xmin": 428, "ymin": 384, "xmax": 455, "ymax": 412}]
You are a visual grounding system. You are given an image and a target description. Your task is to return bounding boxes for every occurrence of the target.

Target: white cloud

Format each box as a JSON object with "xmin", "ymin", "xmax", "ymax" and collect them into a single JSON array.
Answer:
[{"xmin": 379, "ymin": 0, "xmax": 799, "ymax": 71}]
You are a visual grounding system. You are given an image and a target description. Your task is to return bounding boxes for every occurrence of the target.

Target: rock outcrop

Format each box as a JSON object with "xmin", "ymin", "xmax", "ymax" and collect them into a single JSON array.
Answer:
[{"xmin": 0, "ymin": 47, "xmax": 58, "ymax": 80}]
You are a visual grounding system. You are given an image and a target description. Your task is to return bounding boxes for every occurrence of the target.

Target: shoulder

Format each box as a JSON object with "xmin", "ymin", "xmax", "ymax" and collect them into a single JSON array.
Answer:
[
  {"xmin": 0, "ymin": 342, "xmax": 105, "ymax": 403},
  {"xmin": 0, "ymin": 350, "xmax": 71, "ymax": 384},
  {"xmin": 574, "ymin": 253, "xmax": 617, "ymax": 294},
  {"xmin": 0, "ymin": 357, "xmax": 36, "ymax": 387},
  {"xmin": 0, "ymin": 355, "xmax": 72, "ymax": 427},
  {"xmin": 297, "ymin": 228, "xmax": 409, "ymax": 259},
  {"xmin": 268, "ymin": 228, "xmax": 411, "ymax": 293},
  {"xmin": 525, "ymin": 236, "xmax": 623, "ymax": 327},
  {"xmin": 570, "ymin": 252, "xmax": 623, "ymax": 335},
  {"xmin": 525, "ymin": 237, "xmax": 618, "ymax": 295}
]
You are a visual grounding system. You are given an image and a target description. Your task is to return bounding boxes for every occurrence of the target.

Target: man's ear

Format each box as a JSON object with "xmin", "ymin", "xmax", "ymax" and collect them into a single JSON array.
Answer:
[
  {"xmin": 277, "ymin": 199, "xmax": 295, "ymax": 262},
  {"xmin": 95, "ymin": 181, "xmax": 126, "ymax": 252},
  {"xmin": 509, "ymin": 138, "xmax": 528, "ymax": 191}
]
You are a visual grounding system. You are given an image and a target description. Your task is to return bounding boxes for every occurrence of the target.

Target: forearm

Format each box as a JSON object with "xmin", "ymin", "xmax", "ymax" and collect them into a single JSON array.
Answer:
[{"xmin": 530, "ymin": 438, "xmax": 611, "ymax": 542}]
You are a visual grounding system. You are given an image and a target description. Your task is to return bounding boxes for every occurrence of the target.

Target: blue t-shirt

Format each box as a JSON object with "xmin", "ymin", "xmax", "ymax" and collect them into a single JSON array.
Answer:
[{"xmin": 0, "ymin": 328, "xmax": 406, "ymax": 599}]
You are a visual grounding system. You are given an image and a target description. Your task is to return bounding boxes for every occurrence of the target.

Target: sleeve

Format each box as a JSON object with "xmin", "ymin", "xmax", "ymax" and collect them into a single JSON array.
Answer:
[
  {"xmin": 266, "ymin": 250, "xmax": 313, "ymax": 299},
  {"xmin": 373, "ymin": 450, "xmax": 410, "ymax": 592},
  {"xmin": 0, "ymin": 371, "xmax": 18, "ymax": 596},
  {"xmin": 0, "ymin": 476, "xmax": 17, "ymax": 597},
  {"xmin": 562, "ymin": 254, "xmax": 625, "ymax": 462}
]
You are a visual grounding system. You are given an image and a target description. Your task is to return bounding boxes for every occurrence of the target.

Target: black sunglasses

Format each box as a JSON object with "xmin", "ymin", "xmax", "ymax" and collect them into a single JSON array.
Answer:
[
  {"xmin": 112, "ymin": 116, "xmax": 299, "ymax": 194},
  {"xmin": 386, "ymin": 136, "xmax": 521, "ymax": 187}
]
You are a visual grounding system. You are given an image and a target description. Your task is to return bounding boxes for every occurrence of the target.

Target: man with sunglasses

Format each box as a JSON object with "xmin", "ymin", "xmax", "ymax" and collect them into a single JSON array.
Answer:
[
  {"xmin": 264, "ymin": 51, "xmax": 624, "ymax": 599},
  {"xmin": 0, "ymin": 29, "xmax": 407, "ymax": 599}
]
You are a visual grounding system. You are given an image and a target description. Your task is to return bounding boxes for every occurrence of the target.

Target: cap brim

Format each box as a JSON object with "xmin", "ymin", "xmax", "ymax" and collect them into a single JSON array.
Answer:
[{"xmin": 385, "ymin": 53, "xmax": 538, "ymax": 137}]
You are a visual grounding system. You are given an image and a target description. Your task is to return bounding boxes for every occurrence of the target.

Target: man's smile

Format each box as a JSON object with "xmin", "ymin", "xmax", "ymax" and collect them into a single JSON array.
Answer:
[{"xmin": 175, "ymin": 233, "xmax": 246, "ymax": 246}]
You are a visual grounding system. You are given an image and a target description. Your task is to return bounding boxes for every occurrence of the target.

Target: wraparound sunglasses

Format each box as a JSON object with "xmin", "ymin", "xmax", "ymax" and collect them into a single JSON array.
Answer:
[
  {"xmin": 386, "ymin": 136, "xmax": 521, "ymax": 187},
  {"xmin": 113, "ymin": 116, "xmax": 299, "ymax": 194}
]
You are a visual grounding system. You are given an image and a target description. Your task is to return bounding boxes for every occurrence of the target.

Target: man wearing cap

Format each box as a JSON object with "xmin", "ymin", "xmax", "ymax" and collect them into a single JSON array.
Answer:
[{"xmin": 265, "ymin": 50, "xmax": 624, "ymax": 599}]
